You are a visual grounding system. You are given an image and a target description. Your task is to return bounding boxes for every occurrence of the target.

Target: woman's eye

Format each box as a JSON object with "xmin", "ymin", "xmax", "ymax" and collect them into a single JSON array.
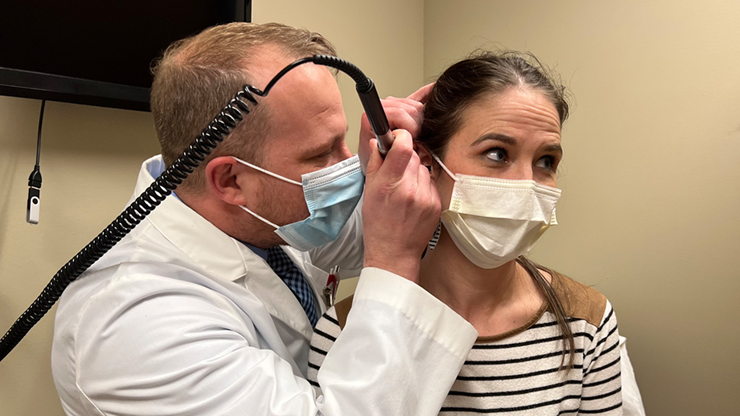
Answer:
[
  {"xmin": 485, "ymin": 148, "xmax": 507, "ymax": 163},
  {"xmin": 535, "ymin": 156, "xmax": 555, "ymax": 171}
]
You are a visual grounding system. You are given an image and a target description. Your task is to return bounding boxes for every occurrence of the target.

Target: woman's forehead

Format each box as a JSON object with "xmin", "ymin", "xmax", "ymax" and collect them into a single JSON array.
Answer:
[{"xmin": 454, "ymin": 88, "xmax": 562, "ymax": 143}]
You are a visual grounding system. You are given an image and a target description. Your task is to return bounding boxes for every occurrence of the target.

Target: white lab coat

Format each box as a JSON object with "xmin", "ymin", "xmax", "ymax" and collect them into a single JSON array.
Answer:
[
  {"xmin": 620, "ymin": 336, "xmax": 647, "ymax": 416},
  {"xmin": 51, "ymin": 155, "xmax": 478, "ymax": 416}
]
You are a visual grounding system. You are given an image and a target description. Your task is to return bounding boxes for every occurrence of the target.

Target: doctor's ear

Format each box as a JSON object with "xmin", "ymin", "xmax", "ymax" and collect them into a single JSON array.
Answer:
[{"xmin": 205, "ymin": 156, "xmax": 257, "ymax": 206}]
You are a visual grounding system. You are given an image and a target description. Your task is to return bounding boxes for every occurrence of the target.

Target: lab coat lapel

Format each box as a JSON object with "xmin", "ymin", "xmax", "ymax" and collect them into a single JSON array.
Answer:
[
  {"xmin": 238, "ymin": 245, "xmax": 315, "ymax": 341},
  {"xmin": 135, "ymin": 156, "xmax": 314, "ymax": 341},
  {"xmin": 283, "ymin": 247, "xmax": 330, "ymax": 315}
]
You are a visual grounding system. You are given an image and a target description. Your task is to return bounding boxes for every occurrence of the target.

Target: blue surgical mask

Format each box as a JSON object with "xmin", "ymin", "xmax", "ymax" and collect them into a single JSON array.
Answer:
[{"xmin": 233, "ymin": 155, "xmax": 365, "ymax": 251}]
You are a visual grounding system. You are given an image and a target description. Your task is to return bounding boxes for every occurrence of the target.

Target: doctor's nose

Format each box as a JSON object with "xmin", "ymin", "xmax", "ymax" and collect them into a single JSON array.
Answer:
[{"xmin": 339, "ymin": 144, "xmax": 353, "ymax": 160}]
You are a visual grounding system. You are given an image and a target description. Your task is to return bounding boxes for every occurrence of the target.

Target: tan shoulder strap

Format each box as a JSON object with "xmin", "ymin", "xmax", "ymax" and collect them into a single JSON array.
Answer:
[
  {"xmin": 334, "ymin": 295, "xmax": 354, "ymax": 330},
  {"xmin": 551, "ymin": 272, "xmax": 607, "ymax": 328}
]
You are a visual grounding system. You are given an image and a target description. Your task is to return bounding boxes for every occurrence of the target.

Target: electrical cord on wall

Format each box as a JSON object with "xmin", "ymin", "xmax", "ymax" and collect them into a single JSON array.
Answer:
[
  {"xmin": 0, "ymin": 55, "xmax": 393, "ymax": 362},
  {"xmin": 26, "ymin": 100, "xmax": 45, "ymax": 225}
]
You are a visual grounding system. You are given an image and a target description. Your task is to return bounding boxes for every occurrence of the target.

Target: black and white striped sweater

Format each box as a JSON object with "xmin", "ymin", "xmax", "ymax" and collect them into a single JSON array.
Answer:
[{"xmin": 308, "ymin": 272, "xmax": 623, "ymax": 415}]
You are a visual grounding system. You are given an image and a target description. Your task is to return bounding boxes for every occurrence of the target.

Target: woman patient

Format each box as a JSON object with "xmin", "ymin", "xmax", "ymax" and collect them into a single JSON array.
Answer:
[{"xmin": 309, "ymin": 51, "xmax": 623, "ymax": 414}]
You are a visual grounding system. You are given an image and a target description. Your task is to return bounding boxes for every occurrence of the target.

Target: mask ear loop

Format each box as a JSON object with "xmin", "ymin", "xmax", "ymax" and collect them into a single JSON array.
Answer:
[
  {"xmin": 232, "ymin": 156, "xmax": 301, "ymax": 230},
  {"xmin": 427, "ymin": 154, "xmax": 451, "ymax": 254},
  {"xmin": 431, "ymin": 154, "xmax": 457, "ymax": 181},
  {"xmin": 232, "ymin": 157, "xmax": 302, "ymax": 186},
  {"xmin": 238, "ymin": 205, "xmax": 280, "ymax": 229}
]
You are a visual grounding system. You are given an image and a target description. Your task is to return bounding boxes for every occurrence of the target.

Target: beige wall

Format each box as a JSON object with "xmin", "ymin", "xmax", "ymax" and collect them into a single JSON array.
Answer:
[
  {"xmin": 0, "ymin": 97, "xmax": 159, "ymax": 414},
  {"xmin": 4, "ymin": 1, "xmax": 736, "ymax": 415},
  {"xmin": 425, "ymin": 0, "xmax": 740, "ymax": 414}
]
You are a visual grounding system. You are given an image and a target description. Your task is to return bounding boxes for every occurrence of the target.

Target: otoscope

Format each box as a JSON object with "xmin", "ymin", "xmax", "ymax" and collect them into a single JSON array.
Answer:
[
  {"xmin": 0, "ymin": 55, "xmax": 394, "ymax": 361},
  {"xmin": 356, "ymin": 76, "xmax": 394, "ymax": 155},
  {"xmin": 266, "ymin": 55, "xmax": 395, "ymax": 154}
]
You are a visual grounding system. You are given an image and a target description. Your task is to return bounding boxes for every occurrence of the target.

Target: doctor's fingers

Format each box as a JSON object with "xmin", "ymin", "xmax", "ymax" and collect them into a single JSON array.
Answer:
[
  {"xmin": 372, "ymin": 129, "xmax": 419, "ymax": 186},
  {"xmin": 381, "ymin": 105, "xmax": 424, "ymax": 139},
  {"xmin": 379, "ymin": 96, "xmax": 424, "ymax": 121},
  {"xmin": 358, "ymin": 98, "xmax": 423, "ymax": 170},
  {"xmin": 359, "ymin": 96, "xmax": 423, "ymax": 138}
]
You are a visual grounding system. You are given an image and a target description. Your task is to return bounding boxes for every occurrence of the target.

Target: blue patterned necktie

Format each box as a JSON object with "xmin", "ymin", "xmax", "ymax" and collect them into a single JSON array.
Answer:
[{"xmin": 266, "ymin": 246, "xmax": 319, "ymax": 326}]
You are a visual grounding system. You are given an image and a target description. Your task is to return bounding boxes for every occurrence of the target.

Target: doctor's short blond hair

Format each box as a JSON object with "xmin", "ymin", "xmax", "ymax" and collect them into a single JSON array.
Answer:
[{"xmin": 150, "ymin": 22, "xmax": 337, "ymax": 193}]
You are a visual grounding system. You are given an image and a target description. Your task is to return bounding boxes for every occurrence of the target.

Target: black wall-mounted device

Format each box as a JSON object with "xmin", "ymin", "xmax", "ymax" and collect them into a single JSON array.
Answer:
[{"xmin": 0, "ymin": 0, "xmax": 251, "ymax": 111}]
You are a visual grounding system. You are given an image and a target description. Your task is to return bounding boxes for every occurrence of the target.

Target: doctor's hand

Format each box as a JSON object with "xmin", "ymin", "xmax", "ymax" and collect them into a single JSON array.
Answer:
[
  {"xmin": 362, "ymin": 130, "xmax": 441, "ymax": 284},
  {"xmin": 358, "ymin": 83, "xmax": 434, "ymax": 172}
]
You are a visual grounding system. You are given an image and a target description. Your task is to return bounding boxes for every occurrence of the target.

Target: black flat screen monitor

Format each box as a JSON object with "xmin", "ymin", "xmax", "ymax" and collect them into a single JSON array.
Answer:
[{"xmin": 0, "ymin": 0, "xmax": 251, "ymax": 111}]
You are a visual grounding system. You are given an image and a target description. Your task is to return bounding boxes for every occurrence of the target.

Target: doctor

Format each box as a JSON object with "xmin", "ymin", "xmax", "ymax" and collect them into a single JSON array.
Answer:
[{"xmin": 51, "ymin": 22, "xmax": 477, "ymax": 416}]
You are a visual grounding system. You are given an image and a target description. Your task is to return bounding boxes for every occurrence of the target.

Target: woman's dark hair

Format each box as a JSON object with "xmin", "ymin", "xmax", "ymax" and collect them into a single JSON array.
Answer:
[{"xmin": 420, "ymin": 51, "xmax": 575, "ymax": 370}]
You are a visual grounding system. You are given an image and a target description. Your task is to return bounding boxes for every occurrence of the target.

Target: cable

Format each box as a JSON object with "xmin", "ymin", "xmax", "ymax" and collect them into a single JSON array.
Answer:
[
  {"xmin": 262, "ymin": 56, "xmax": 393, "ymax": 154},
  {"xmin": 26, "ymin": 100, "xmax": 45, "ymax": 225},
  {"xmin": 36, "ymin": 100, "xmax": 45, "ymax": 166},
  {"xmin": 0, "ymin": 55, "xmax": 390, "ymax": 362},
  {"xmin": 312, "ymin": 56, "xmax": 393, "ymax": 154}
]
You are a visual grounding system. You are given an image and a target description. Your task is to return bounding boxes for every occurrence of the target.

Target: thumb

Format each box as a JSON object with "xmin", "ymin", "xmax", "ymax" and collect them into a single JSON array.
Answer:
[
  {"xmin": 365, "ymin": 139, "xmax": 383, "ymax": 179},
  {"xmin": 407, "ymin": 82, "xmax": 435, "ymax": 103}
]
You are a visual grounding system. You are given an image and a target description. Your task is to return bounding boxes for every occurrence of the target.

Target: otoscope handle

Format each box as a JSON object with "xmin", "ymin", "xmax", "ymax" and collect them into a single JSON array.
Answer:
[
  {"xmin": 310, "ymin": 55, "xmax": 394, "ymax": 155},
  {"xmin": 357, "ymin": 79, "xmax": 394, "ymax": 155}
]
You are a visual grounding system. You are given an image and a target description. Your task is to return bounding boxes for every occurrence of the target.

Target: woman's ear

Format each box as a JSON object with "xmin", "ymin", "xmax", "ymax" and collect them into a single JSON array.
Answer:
[
  {"xmin": 413, "ymin": 143, "xmax": 437, "ymax": 179},
  {"xmin": 205, "ymin": 156, "xmax": 253, "ymax": 206}
]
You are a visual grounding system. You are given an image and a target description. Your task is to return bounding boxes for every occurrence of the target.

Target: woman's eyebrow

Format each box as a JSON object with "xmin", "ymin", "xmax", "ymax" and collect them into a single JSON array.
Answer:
[
  {"xmin": 543, "ymin": 144, "xmax": 563, "ymax": 154},
  {"xmin": 471, "ymin": 133, "xmax": 517, "ymax": 146}
]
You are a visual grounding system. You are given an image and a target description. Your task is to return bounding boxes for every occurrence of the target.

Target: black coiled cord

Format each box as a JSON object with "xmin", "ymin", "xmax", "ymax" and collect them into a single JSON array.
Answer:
[
  {"xmin": 0, "ymin": 54, "xmax": 382, "ymax": 362},
  {"xmin": 0, "ymin": 84, "xmax": 263, "ymax": 362}
]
